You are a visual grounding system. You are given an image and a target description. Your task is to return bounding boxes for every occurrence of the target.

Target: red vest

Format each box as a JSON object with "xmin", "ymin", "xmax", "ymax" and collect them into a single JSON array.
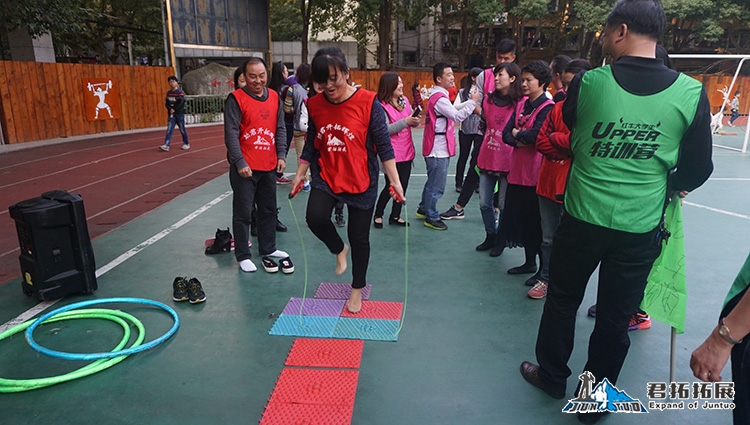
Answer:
[
  {"xmin": 423, "ymin": 92, "xmax": 456, "ymax": 156},
  {"xmin": 307, "ymin": 89, "xmax": 376, "ymax": 194},
  {"xmin": 233, "ymin": 89, "xmax": 279, "ymax": 172}
]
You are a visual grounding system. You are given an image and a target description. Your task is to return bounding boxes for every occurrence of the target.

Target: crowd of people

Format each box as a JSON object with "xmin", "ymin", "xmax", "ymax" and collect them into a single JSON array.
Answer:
[{"xmin": 210, "ymin": 1, "xmax": 750, "ymax": 424}]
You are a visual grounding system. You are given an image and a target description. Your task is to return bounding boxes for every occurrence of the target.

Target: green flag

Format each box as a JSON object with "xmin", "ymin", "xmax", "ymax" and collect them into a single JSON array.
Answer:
[{"xmin": 641, "ymin": 197, "xmax": 687, "ymax": 333}]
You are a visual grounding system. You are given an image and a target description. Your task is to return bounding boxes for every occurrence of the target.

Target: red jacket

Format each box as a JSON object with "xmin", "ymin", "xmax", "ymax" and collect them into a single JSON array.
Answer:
[{"xmin": 536, "ymin": 100, "xmax": 571, "ymax": 203}]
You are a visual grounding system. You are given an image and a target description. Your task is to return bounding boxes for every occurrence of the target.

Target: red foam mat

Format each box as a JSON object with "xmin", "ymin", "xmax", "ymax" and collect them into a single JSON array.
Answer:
[
  {"xmin": 259, "ymin": 402, "xmax": 354, "ymax": 425},
  {"xmin": 285, "ymin": 338, "xmax": 364, "ymax": 369},
  {"xmin": 268, "ymin": 368, "xmax": 359, "ymax": 406},
  {"xmin": 340, "ymin": 300, "xmax": 403, "ymax": 320}
]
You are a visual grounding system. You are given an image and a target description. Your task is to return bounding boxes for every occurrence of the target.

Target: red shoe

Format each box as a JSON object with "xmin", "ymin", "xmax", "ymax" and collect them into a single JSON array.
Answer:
[
  {"xmin": 276, "ymin": 176, "xmax": 292, "ymax": 184},
  {"xmin": 527, "ymin": 280, "xmax": 548, "ymax": 299},
  {"xmin": 628, "ymin": 312, "xmax": 651, "ymax": 331}
]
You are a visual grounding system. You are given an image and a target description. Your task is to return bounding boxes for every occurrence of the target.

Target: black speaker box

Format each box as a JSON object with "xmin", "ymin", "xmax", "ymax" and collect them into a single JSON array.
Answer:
[{"xmin": 8, "ymin": 190, "xmax": 97, "ymax": 300}]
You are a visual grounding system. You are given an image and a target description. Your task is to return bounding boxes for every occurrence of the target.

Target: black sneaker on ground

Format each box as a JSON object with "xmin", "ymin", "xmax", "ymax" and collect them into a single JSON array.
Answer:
[
  {"xmin": 415, "ymin": 208, "xmax": 426, "ymax": 219},
  {"xmin": 440, "ymin": 205, "xmax": 465, "ymax": 220},
  {"xmin": 279, "ymin": 257, "xmax": 294, "ymax": 274},
  {"xmin": 187, "ymin": 277, "xmax": 206, "ymax": 304},
  {"xmin": 262, "ymin": 256, "xmax": 279, "ymax": 273},
  {"xmin": 334, "ymin": 212, "xmax": 346, "ymax": 227},
  {"xmin": 424, "ymin": 218, "xmax": 448, "ymax": 230},
  {"xmin": 172, "ymin": 277, "xmax": 189, "ymax": 301}
]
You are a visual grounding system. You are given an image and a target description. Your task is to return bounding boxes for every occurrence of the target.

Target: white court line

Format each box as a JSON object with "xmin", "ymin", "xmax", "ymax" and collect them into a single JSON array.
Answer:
[
  {"xmin": 682, "ymin": 201, "xmax": 750, "ymax": 220},
  {"xmin": 0, "ymin": 190, "xmax": 232, "ymax": 333}
]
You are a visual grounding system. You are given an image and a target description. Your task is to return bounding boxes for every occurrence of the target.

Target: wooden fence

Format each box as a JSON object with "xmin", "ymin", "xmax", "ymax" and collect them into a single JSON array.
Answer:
[
  {"xmin": 0, "ymin": 61, "xmax": 173, "ymax": 144},
  {"xmin": 0, "ymin": 63, "xmax": 747, "ymax": 145}
]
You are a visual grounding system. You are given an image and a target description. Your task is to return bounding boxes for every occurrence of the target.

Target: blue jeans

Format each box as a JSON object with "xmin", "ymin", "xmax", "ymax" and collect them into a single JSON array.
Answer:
[
  {"xmin": 419, "ymin": 156, "xmax": 450, "ymax": 221},
  {"xmin": 538, "ymin": 196, "xmax": 564, "ymax": 283},
  {"xmin": 478, "ymin": 173, "xmax": 508, "ymax": 234},
  {"xmin": 731, "ymin": 109, "xmax": 740, "ymax": 125},
  {"xmin": 164, "ymin": 114, "xmax": 189, "ymax": 146}
]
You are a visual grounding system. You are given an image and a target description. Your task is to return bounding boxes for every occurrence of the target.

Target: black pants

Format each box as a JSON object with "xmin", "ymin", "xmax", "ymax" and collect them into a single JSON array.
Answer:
[
  {"xmin": 229, "ymin": 166, "xmax": 277, "ymax": 261},
  {"xmin": 496, "ymin": 184, "xmax": 541, "ymax": 266},
  {"xmin": 306, "ymin": 188, "xmax": 373, "ymax": 289},
  {"xmin": 374, "ymin": 160, "xmax": 412, "ymax": 220},
  {"xmin": 535, "ymin": 213, "xmax": 662, "ymax": 393},
  {"xmin": 455, "ymin": 131, "xmax": 483, "ymax": 190},
  {"xmin": 722, "ymin": 288, "xmax": 750, "ymax": 425}
]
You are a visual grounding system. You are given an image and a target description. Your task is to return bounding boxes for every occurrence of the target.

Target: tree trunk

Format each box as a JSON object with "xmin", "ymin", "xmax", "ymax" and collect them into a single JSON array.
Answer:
[
  {"xmin": 300, "ymin": 0, "xmax": 311, "ymax": 63},
  {"xmin": 378, "ymin": 1, "xmax": 392, "ymax": 70}
]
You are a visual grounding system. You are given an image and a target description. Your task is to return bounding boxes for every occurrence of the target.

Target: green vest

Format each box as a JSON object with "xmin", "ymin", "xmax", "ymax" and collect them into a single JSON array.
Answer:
[
  {"xmin": 565, "ymin": 66, "xmax": 702, "ymax": 233},
  {"xmin": 724, "ymin": 251, "xmax": 750, "ymax": 309}
]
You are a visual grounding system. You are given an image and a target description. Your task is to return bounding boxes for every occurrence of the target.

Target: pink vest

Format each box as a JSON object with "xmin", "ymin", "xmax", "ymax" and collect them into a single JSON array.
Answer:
[
  {"xmin": 477, "ymin": 96, "xmax": 515, "ymax": 172},
  {"xmin": 483, "ymin": 68, "xmax": 495, "ymax": 95},
  {"xmin": 507, "ymin": 96, "xmax": 554, "ymax": 186},
  {"xmin": 381, "ymin": 99, "xmax": 416, "ymax": 162},
  {"xmin": 422, "ymin": 92, "xmax": 456, "ymax": 156}
]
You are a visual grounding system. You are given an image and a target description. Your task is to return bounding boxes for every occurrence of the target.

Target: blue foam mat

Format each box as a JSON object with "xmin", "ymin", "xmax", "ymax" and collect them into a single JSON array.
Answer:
[
  {"xmin": 332, "ymin": 318, "xmax": 400, "ymax": 342},
  {"xmin": 268, "ymin": 314, "xmax": 339, "ymax": 338}
]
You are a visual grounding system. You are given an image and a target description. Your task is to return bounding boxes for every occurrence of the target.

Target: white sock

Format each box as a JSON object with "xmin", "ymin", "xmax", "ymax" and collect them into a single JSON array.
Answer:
[
  {"xmin": 239, "ymin": 259, "xmax": 257, "ymax": 272},
  {"xmin": 267, "ymin": 249, "xmax": 288, "ymax": 258}
]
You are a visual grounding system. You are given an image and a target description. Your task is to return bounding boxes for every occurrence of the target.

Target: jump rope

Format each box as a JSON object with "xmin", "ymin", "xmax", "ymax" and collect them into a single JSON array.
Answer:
[{"xmin": 288, "ymin": 182, "xmax": 408, "ymax": 339}]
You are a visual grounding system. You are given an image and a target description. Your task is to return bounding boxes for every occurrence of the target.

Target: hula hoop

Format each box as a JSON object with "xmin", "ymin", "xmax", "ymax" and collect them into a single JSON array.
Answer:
[
  {"xmin": 0, "ymin": 308, "xmax": 146, "ymax": 392},
  {"xmin": 25, "ymin": 298, "xmax": 179, "ymax": 361}
]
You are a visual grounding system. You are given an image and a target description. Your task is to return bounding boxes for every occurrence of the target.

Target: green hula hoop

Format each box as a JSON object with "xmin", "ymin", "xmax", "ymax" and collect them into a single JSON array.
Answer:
[{"xmin": 0, "ymin": 308, "xmax": 145, "ymax": 393}]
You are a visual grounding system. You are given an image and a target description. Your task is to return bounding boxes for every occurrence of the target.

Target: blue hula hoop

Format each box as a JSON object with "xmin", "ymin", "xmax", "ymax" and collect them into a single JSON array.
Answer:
[{"xmin": 25, "ymin": 297, "xmax": 180, "ymax": 361}]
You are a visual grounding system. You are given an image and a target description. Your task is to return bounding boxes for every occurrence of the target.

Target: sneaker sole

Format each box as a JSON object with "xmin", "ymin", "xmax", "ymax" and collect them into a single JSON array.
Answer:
[
  {"xmin": 440, "ymin": 214, "xmax": 465, "ymax": 220},
  {"xmin": 263, "ymin": 266, "xmax": 279, "ymax": 273},
  {"xmin": 415, "ymin": 212, "xmax": 426, "ymax": 219},
  {"xmin": 527, "ymin": 292, "xmax": 547, "ymax": 299},
  {"xmin": 628, "ymin": 322, "xmax": 651, "ymax": 331},
  {"xmin": 424, "ymin": 222, "xmax": 447, "ymax": 230},
  {"xmin": 281, "ymin": 266, "xmax": 295, "ymax": 274},
  {"xmin": 189, "ymin": 296, "xmax": 206, "ymax": 304},
  {"xmin": 172, "ymin": 296, "xmax": 188, "ymax": 302}
]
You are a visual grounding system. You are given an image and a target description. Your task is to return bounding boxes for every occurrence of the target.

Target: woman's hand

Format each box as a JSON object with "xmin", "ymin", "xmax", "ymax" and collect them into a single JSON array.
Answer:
[{"xmin": 406, "ymin": 116, "xmax": 420, "ymax": 127}]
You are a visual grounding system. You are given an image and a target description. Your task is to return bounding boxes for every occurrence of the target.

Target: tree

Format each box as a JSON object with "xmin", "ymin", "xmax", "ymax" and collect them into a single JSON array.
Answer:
[
  {"xmin": 437, "ymin": 0, "xmax": 506, "ymax": 71},
  {"xmin": 662, "ymin": 0, "xmax": 750, "ymax": 53},
  {"xmin": 506, "ymin": 0, "xmax": 555, "ymax": 63},
  {"xmin": 0, "ymin": 0, "xmax": 82, "ymax": 37},
  {"xmin": 570, "ymin": 0, "xmax": 613, "ymax": 61},
  {"xmin": 269, "ymin": 0, "xmax": 303, "ymax": 42}
]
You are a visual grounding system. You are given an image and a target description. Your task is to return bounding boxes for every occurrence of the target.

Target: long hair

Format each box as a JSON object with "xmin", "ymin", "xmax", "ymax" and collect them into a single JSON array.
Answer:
[
  {"xmin": 377, "ymin": 72, "xmax": 400, "ymax": 104},
  {"xmin": 492, "ymin": 62, "xmax": 523, "ymax": 101},
  {"xmin": 461, "ymin": 67, "xmax": 483, "ymax": 101},
  {"xmin": 268, "ymin": 61, "xmax": 286, "ymax": 93}
]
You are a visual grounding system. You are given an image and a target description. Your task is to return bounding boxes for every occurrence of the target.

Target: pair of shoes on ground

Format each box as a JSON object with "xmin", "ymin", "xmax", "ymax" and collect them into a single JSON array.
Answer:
[
  {"xmin": 440, "ymin": 205, "xmax": 465, "ymax": 220},
  {"xmin": 239, "ymin": 250, "xmax": 294, "ymax": 274},
  {"xmin": 159, "ymin": 144, "xmax": 189, "ymax": 151},
  {"xmin": 373, "ymin": 216, "xmax": 409, "ymax": 228},
  {"xmin": 172, "ymin": 277, "xmax": 206, "ymax": 304},
  {"xmin": 587, "ymin": 305, "xmax": 652, "ymax": 331},
  {"xmin": 205, "ymin": 228, "xmax": 233, "ymax": 255}
]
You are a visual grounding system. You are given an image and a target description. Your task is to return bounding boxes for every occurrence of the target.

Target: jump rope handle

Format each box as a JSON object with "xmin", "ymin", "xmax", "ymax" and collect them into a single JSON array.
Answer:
[
  {"xmin": 289, "ymin": 181, "xmax": 304, "ymax": 199},
  {"xmin": 389, "ymin": 185, "xmax": 405, "ymax": 203}
]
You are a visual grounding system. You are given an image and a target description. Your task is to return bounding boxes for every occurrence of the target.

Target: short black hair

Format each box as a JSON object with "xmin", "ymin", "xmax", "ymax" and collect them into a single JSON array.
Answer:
[
  {"xmin": 496, "ymin": 38, "xmax": 516, "ymax": 55},
  {"xmin": 167, "ymin": 75, "xmax": 178, "ymax": 82},
  {"xmin": 606, "ymin": 0, "xmax": 666, "ymax": 41},
  {"xmin": 311, "ymin": 46, "xmax": 349, "ymax": 85},
  {"xmin": 563, "ymin": 59, "xmax": 592, "ymax": 76},
  {"xmin": 433, "ymin": 62, "xmax": 452, "ymax": 84},
  {"xmin": 522, "ymin": 60, "xmax": 552, "ymax": 89},
  {"xmin": 233, "ymin": 66, "xmax": 243, "ymax": 88},
  {"xmin": 551, "ymin": 55, "xmax": 572, "ymax": 76}
]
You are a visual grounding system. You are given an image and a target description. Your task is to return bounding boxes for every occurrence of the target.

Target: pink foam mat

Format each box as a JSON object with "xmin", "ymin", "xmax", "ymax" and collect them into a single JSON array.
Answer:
[
  {"xmin": 285, "ymin": 338, "xmax": 364, "ymax": 369},
  {"xmin": 340, "ymin": 300, "xmax": 403, "ymax": 320}
]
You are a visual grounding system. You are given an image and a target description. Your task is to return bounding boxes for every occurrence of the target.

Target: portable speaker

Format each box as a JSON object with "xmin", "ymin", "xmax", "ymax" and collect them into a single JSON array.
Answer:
[{"xmin": 8, "ymin": 190, "xmax": 97, "ymax": 300}]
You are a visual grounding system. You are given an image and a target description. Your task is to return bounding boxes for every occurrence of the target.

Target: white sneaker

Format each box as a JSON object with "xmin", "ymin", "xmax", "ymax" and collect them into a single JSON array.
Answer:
[
  {"xmin": 159, "ymin": 144, "xmax": 169, "ymax": 151},
  {"xmin": 239, "ymin": 259, "xmax": 257, "ymax": 272},
  {"xmin": 266, "ymin": 249, "xmax": 289, "ymax": 258},
  {"xmin": 181, "ymin": 144, "xmax": 190, "ymax": 150}
]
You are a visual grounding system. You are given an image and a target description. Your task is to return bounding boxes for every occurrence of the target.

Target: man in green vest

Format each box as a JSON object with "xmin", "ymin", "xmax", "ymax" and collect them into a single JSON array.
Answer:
[{"xmin": 519, "ymin": 1, "xmax": 713, "ymax": 423}]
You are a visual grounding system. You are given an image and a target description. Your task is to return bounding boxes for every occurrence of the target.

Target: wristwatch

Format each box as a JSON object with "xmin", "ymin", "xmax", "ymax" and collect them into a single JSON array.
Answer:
[{"xmin": 718, "ymin": 318, "xmax": 743, "ymax": 345}]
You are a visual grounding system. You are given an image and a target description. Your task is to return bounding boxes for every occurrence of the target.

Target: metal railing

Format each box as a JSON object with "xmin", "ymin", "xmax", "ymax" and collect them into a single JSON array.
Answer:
[{"xmin": 184, "ymin": 95, "xmax": 225, "ymax": 124}]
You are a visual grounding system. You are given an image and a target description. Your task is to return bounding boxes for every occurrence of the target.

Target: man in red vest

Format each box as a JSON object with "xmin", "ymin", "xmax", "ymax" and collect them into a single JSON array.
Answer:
[{"xmin": 224, "ymin": 57, "xmax": 294, "ymax": 274}]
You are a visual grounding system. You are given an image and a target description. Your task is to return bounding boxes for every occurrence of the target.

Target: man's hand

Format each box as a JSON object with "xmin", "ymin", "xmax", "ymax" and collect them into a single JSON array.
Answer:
[
  {"xmin": 276, "ymin": 159, "xmax": 286, "ymax": 174},
  {"xmin": 238, "ymin": 166, "xmax": 252, "ymax": 178}
]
